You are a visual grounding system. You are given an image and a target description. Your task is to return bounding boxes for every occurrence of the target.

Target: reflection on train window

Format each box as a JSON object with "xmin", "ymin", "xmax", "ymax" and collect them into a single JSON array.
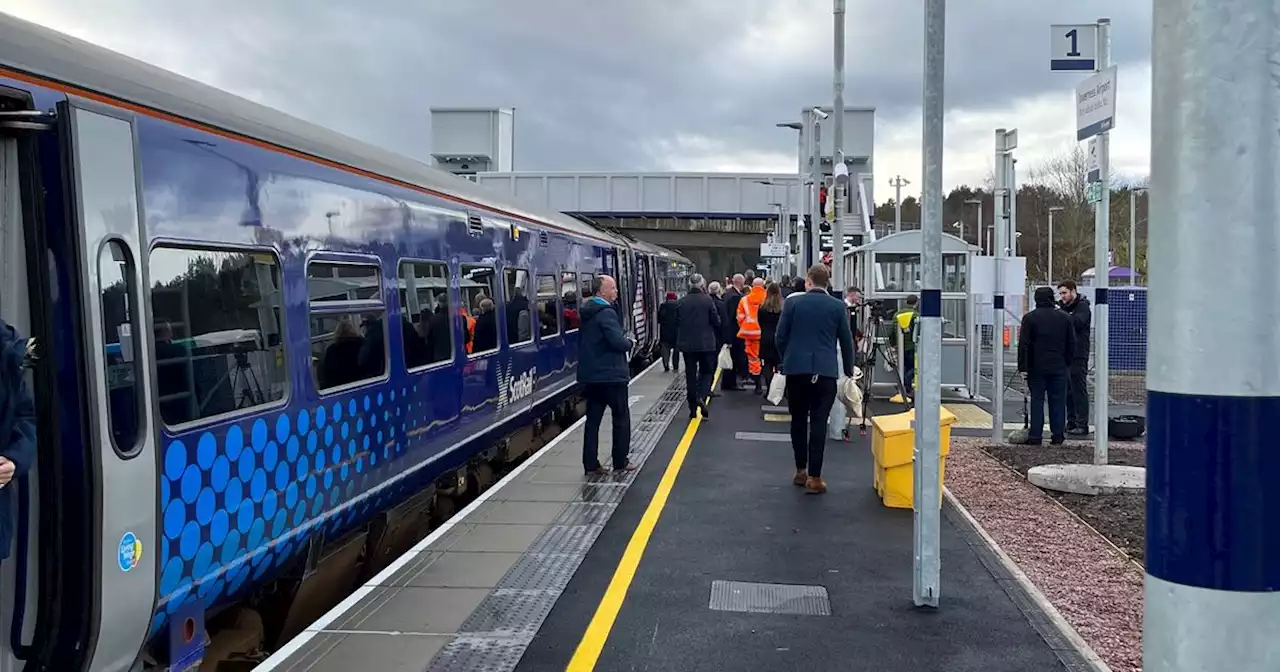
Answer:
[
  {"xmin": 99, "ymin": 239, "xmax": 143, "ymax": 455},
  {"xmin": 535, "ymin": 274, "xmax": 560, "ymax": 338},
  {"xmin": 149, "ymin": 246, "xmax": 287, "ymax": 426},
  {"xmin": 398, "ymin": 260, "xmax": 453, "ymax": 369},
  {"xmin": 460, "ymin": 264, "xmax": 498, "ymax": 356},
  {"xmin": 581, "ymin": 273, "xmax": 596, "ymax": 298},
  {"xmin": 560, "ymin": 271, "xmax": 580, "ymax": 332},
  {"xmin": 307, "ymin": 261, "xmax": 387, "ymax": 392},
  {"xmin": 503, "ymin": 267, "xmax": 532, "ymax": 346}
]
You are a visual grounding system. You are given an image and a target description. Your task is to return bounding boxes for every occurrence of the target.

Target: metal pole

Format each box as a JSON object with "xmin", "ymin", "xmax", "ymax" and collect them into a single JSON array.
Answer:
[
  {"xmin": 1128, "ymin": 188, "xmax": 1138, "ymax": 285},
  {"xmin": 1146, "ymin": 0, "xmax": 1280, "ymax": 668},
  {"xmin": 914, "ymin": 0, "xmax": 944, "ymax": 609},
  {"xmin": 1048, "ymin": 208, "xmax": 1057, "ymax": 283},
  {"xmin": 831, "ymin": 0, "xmax": 846, "ymax": 287},
  {"xmin": 809, "ymin": 113, "xmax": 822, "ymax": 271},
  {"xmin": 1010, "ymin": 159, "xmax": 1019, "ymax": 255},
  {"xmin": 977, "ymin": 205, "xmax": 984, "ymax": 255},
  {"xmin": 890, "ymin": 175, "xmax": 910, "ymax": 234},
  {"xmin": 991, "ymin": 129, "xmax": 1007, "ymax": 442},
  {"xmin": 1093, "ymin": 18, "xmax": 1111, "ymax": 466}
]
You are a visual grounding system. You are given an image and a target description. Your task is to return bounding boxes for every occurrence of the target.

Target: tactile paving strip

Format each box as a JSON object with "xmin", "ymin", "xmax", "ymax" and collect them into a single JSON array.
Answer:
[
  {"xmin": 424, "ymin": 376, "xmax": 686, "ymax": 672},
  {"xmin": 708, "ymin": 580, "xmax": 832, "ymax": 616}
]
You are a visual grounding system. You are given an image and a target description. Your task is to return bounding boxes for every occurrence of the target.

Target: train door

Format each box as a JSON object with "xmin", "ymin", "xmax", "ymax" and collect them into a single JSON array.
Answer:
[
  {"xmin": 0, "ymin": 90, "xmax": 53, "ymax": 672},
  {"xmin": 59, "ymin": 99, "xmax": 160, "ymax": 671}
]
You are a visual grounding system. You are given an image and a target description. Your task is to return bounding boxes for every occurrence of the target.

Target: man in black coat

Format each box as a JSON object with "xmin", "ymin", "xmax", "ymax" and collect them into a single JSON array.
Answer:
[
  {"xmin": 1056, "ymin": 280, "xmax": 1092, "ymax": 436},
  {"xmin": 577, "ymin": 275, "xmax": 636, "ymax": 474},
  {"xmin": 722, "ymin": 274, "xmax": 747, "ymax": 390},
  {"xmin": 675, "ymin": 273, "xmax": 721, "ymax": 420},
  {"xmin": 657, "ymin": 291, "xmax": 680, "ymax": 372},
  {"xmin": 1018, "ymin": 286, "xmax": 1077, "ymax": 445}
]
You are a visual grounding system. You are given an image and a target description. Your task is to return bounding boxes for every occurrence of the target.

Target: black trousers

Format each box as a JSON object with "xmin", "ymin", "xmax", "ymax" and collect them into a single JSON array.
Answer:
[
  {"xmin": 660, "ymin": 342, "xmax": 679, "ymax": 371},
  {"xmin": 1028, "ymin": 370, "xmax": 1068, "ymax": 442},
  {"xmin": 1067, "ymin": 359, "xmax": 1089, "ymax": 429},
  {"xmin": 786, "ymin": 374, "xmax": 837, "ymax": 478},
  {"xmin": 901, "ymin": 347, "xmax": 915, "ymax": 393},
  {"xmin": 682, "ymin": 350, "xmax": 716, "ymax": 412},
  {"xmin": 583, "ymin": 382, "xmax": 631, "ymax": 470}
]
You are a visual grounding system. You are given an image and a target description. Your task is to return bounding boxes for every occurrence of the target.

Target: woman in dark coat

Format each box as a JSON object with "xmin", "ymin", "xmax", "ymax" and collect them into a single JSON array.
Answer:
[
  {"xmin": 657, "ymin": 291, "xmax": 680, "ymax": 372},
  {"xmin": 757, "ymin": 282, "xmax": 784, "ymax": 393}
]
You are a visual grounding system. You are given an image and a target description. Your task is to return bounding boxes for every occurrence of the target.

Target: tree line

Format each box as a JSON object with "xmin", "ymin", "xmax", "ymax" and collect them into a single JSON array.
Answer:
[{"xmin": 872, "ymin": 145, "xmax": 1148, "ymax": 284}]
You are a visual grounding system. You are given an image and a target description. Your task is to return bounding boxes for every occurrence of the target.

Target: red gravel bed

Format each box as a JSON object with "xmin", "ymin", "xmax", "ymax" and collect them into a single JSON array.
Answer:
[
  {"xmin": 947, "ymin": 438, "xmax": 1143, "ymax": 672},
  {"xmin": 983, "ymin": 443, "xmax": 1146, "ymax": 564}
]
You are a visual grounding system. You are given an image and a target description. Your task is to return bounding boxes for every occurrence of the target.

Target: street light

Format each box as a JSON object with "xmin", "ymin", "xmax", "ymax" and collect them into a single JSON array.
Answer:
[
  {"xmin": 889, "ymin": 175, "xmax": 911, "ymax": 234},
  {"xmin": 1048, "ymin": 205, "xmax": 1065, "ymax": 284},
  {"xmin": 1129, "ymin": 187, "xmax": 1147, "ymax": 286},
  {"xmin": 964, "ymin": 199, "xmax": 982, "ymax": 253}
]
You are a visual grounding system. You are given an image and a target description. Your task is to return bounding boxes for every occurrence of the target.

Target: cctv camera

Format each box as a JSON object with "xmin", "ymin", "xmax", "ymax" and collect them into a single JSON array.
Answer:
[{"xmin": 811, "ymin": 108, "xmax": 829, "ymax": 119}]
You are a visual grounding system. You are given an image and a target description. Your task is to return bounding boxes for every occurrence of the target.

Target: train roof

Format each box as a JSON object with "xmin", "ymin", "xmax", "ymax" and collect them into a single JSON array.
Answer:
[{"xmin": 0, "ymin": 12, "xmax": 629, "ymax": 247}]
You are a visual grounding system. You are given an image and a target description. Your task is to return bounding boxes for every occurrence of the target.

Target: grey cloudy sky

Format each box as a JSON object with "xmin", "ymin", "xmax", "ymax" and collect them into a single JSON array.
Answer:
[{"xmin": 6, "ymin": 1, "xmax": 1153, "ymax": 196}]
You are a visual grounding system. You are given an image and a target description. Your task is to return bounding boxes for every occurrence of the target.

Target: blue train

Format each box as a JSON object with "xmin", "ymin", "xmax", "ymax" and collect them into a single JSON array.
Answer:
[{"xmin": 0, "ymin": 14, "xmax": 693, "ymax": 671}]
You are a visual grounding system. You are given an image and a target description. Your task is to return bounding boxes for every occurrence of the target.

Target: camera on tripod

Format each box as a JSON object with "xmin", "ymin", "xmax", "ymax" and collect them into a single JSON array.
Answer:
[{"xmin": 857, "ymin": 298, "xmax": 895, "ymax": 322}]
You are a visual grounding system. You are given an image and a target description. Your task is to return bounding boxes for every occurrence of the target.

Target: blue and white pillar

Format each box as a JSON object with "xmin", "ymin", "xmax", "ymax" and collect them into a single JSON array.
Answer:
[{"xmin": 1146, "ymin": 0, "xmax": 1280, "ymax": 668}]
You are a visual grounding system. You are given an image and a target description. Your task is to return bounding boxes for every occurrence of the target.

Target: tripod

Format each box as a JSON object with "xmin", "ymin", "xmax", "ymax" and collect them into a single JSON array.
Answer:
[{"xmin": 853, "ymin": 307, "xmax": 912, "ymax": 434}]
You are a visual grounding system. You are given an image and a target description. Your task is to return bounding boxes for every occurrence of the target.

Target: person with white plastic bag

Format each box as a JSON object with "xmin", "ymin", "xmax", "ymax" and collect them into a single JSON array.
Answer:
[
  {"xmin": 775, "ymin": 265, "xmax": 855, "ymax": 495},
  {"xmin": 674, "ymin": 273, "xmax": 720, "ymax": 420}
]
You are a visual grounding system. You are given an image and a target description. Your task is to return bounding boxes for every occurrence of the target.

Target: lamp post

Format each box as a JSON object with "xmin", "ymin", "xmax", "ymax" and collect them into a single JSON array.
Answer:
[
  {"xmin": 889, "ymin": 175, "xmax": 911, "ymax": 234},
  {"xmin": 1129, "ymin": 186, "xmax": 1146, "ymax": 286},
  {"xmin": 1048, "ymin": 206, "xmax": 1064, "ymax": 284},
  {"xmin": 964, "ymin": 198, "xmax": 982, "ymax": 253}
]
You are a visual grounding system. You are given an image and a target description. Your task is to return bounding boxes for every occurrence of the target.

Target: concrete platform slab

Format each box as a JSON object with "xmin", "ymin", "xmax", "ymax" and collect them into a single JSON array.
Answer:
[{"xmin": 1027, "ymin": 463, "xmax": 1146, "ymax": 495}]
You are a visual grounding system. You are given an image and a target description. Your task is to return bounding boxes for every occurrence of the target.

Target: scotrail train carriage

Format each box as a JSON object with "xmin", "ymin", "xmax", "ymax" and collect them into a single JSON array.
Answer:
[{"xmin": 0, "ymin": 13, "xmax": 692, "ymax": 671}]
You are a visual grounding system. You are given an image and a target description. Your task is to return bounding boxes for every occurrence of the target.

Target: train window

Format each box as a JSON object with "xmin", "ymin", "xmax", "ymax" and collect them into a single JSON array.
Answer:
[
  {"xmin": 98, "ymin": 239, "xmax": 143, "ymax": 455},
  {"xmin": 148, "ymin": 246, "xmax": 287, "ymax": 427},
  {"xmin": 307, "ymin": 261, "xmax": 387, "ymax": 392},
  {"xmin": 503, "ymin": 267, "xmax": 532, "ymax": 347},
  {"xmin": 581, "ymin": 273, "xmax": 596, "ymax": 298},
  {"xmin": 398, "ymin": 260, "xmax": 453, "ymax": 369},
  {"xmin": 460, "ymin": 264, "xmax": 498, "ymax": 356},
  {"xmin": 561, "ymin": 271, "xmax": 580, "ymax": 332},
  {"xmin": 535, "ymin": 274, "xmax": 560, "ymax": 339}
]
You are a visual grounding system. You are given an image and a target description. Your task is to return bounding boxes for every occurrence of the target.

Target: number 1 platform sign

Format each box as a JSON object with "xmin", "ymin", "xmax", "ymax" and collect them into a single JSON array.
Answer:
[{"xmin": 1050, "ymin": 24, "xmax": 1097, "ymax": 71}]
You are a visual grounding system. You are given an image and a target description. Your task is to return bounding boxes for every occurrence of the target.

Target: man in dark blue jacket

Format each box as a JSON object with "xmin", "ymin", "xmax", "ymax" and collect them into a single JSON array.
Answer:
[
  {"xmin": 0, "ymin": 319, "xmax": 36, "ymax": 560},
  {"xmin": 675, "ymin": 274, "xmax": 721, "ymax": 420},
  {"xmin": 577, "ymin": 276, "xmax": 636, "ymax": 475},
  {"xmin": 775, "ymin": 264, "xmax": 854, "ymax": 495},
  {"xmin": 1019, "ymin": 286, "xmax": 1076, "ymax": 445}
]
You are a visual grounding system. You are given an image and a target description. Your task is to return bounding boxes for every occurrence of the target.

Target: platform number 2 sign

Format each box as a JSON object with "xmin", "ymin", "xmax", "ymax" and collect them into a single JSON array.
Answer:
[{"xmin": 1049, "ymin": 24, "xmax": 1097, "ymax": 71}]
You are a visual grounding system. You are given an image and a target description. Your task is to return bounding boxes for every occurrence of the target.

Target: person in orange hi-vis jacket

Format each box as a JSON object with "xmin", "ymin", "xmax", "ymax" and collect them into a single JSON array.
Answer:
[{"xmin": 737, "ymin": 277, "xmax": 767, "ymax": 394}]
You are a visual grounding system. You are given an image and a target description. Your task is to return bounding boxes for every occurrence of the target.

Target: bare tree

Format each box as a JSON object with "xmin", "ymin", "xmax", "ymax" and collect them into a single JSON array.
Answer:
[{"xmin": 1026, "ymin": 144, "xmax": 1094, "ymax": 282}]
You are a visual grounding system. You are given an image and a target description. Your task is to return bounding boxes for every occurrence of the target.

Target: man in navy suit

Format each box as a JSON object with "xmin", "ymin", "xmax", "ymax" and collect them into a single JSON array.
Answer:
[{"xmin": 775, "ymin": 264, "xmax": 855, "ymax": 495}]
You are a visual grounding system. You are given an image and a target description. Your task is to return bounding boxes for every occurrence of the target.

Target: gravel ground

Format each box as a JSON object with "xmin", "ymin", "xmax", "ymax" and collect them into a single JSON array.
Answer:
[
  {"xmin": 983, "ymin": 443, "xmax": 1146, "ymax": 564},
  {"xmin": 947, "ymin": 438, "xmax": 1144, "ymax": 672}
]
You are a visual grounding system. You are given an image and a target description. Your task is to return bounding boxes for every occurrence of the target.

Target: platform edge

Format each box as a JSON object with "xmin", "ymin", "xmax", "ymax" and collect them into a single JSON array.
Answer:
[{"xmin": 942, "ymin": 487, "xmax": 1113, "ymax": 672}]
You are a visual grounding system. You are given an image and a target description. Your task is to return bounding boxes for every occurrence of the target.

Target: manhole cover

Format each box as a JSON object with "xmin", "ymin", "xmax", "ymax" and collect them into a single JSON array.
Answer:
[{"xmin": 708, "ymin": 580, "xmax": 831, "ymax": 616}]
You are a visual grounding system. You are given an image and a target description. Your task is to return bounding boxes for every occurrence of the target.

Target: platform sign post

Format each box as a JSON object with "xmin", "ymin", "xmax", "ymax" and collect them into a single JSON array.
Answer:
[
  {"xmin": 912, "ymin": 0, "xmax": 944, "ymax": 610},
  {"xmin": 1146, "ymin": 2, "xmax": 1280, "ymax": 669},
  {"xmin": 991, "ymin": 128, "xmax": 1016, "ymax": 444},
  {"xmin": 1075, "ymin": 21, "xmax": 1115, "ymax": 466}
]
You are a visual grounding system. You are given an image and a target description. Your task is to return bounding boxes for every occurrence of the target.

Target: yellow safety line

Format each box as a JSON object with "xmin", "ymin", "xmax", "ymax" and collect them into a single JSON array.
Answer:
[{"xmin": 565, "ymin": 369, "xmax": 720, "ymax": 671}]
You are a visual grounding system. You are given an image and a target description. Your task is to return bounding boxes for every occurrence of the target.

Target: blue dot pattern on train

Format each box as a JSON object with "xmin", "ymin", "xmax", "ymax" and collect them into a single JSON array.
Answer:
[{"xmin": 150, "ymin": 385, "xmax": 422, "ymax": 638}]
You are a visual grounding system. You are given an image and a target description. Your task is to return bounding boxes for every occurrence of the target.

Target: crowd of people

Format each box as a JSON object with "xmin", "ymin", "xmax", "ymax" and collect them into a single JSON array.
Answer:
[
  {"xmin": 579, "ymin": 265, "xmax": 1095, "ymax": 496},
  {"xmin": 579, "ymin": 265, "xmax": 856, "ymax": 496}
]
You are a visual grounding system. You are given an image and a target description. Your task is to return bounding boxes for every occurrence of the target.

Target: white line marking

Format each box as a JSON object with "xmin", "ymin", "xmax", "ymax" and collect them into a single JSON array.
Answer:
[{"xmin": 256, "ymin": 359, "xmax": 664, "ymax": 670}]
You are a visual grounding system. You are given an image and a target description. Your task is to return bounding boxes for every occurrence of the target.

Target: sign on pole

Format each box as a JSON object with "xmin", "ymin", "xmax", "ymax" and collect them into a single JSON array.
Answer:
[
  {"xmin": 1086, "ymin": 181, "xmax": 1103, "ymax": 204},
  {"xmin": 1076, "ymin": 65, "xmax": 1118, "ymax": 140},
  {"xmin": 759, "ymin": 242, "xmax": 789, "ymax": 258},
  {"xmin": 1050, "ymin": 24, "xmax": 1098, "ymax": 71},
  {"xmin": 1087, "ymin": 137, "xmax": 1100, "ymax": 183}
]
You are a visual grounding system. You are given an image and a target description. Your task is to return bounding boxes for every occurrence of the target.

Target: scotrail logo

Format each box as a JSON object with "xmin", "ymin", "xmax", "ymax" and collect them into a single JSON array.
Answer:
[{"xmin": 497, "ymin": 358, "xmax": 536, "ymax": 411}]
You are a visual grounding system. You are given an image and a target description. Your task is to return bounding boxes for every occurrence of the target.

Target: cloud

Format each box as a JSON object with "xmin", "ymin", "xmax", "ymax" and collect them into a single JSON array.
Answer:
[{"xmin": 2, "ymin": 1, "xmax": 1152, "ymax": 197}]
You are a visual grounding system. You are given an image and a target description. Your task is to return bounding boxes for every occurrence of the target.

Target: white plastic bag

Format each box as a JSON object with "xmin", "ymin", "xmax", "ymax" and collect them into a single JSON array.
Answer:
[
  {"xmin": 839, "ymin": 370, "xmax": 864, "ymax": 419},
  {"xmin": 717, "ymin": 345, "xmax": 733, "ymax": 370},
  {"xmin": 766, "ymin": 373, "xmax": 787, "ymax": 405}
]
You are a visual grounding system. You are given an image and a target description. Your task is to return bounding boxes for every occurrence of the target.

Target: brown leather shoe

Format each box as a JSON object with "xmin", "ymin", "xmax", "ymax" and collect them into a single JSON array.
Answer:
[
  {"xmin": 805, "ymin": 476, "xmax": 827, "ymax": 494},
  {"xmin": 793, "ymin": 469, "xmax": 808, "ymax": 486}
]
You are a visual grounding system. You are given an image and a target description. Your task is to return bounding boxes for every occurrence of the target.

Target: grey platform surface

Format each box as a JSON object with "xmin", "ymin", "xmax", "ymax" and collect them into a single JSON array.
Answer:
[
  {"xmin": 515, "ymin": 389, "xmax": 1088, "ymax": 672},
  {"xmin": 265, "ymin": 365, "xmax": 686, "ymax": 672}
]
